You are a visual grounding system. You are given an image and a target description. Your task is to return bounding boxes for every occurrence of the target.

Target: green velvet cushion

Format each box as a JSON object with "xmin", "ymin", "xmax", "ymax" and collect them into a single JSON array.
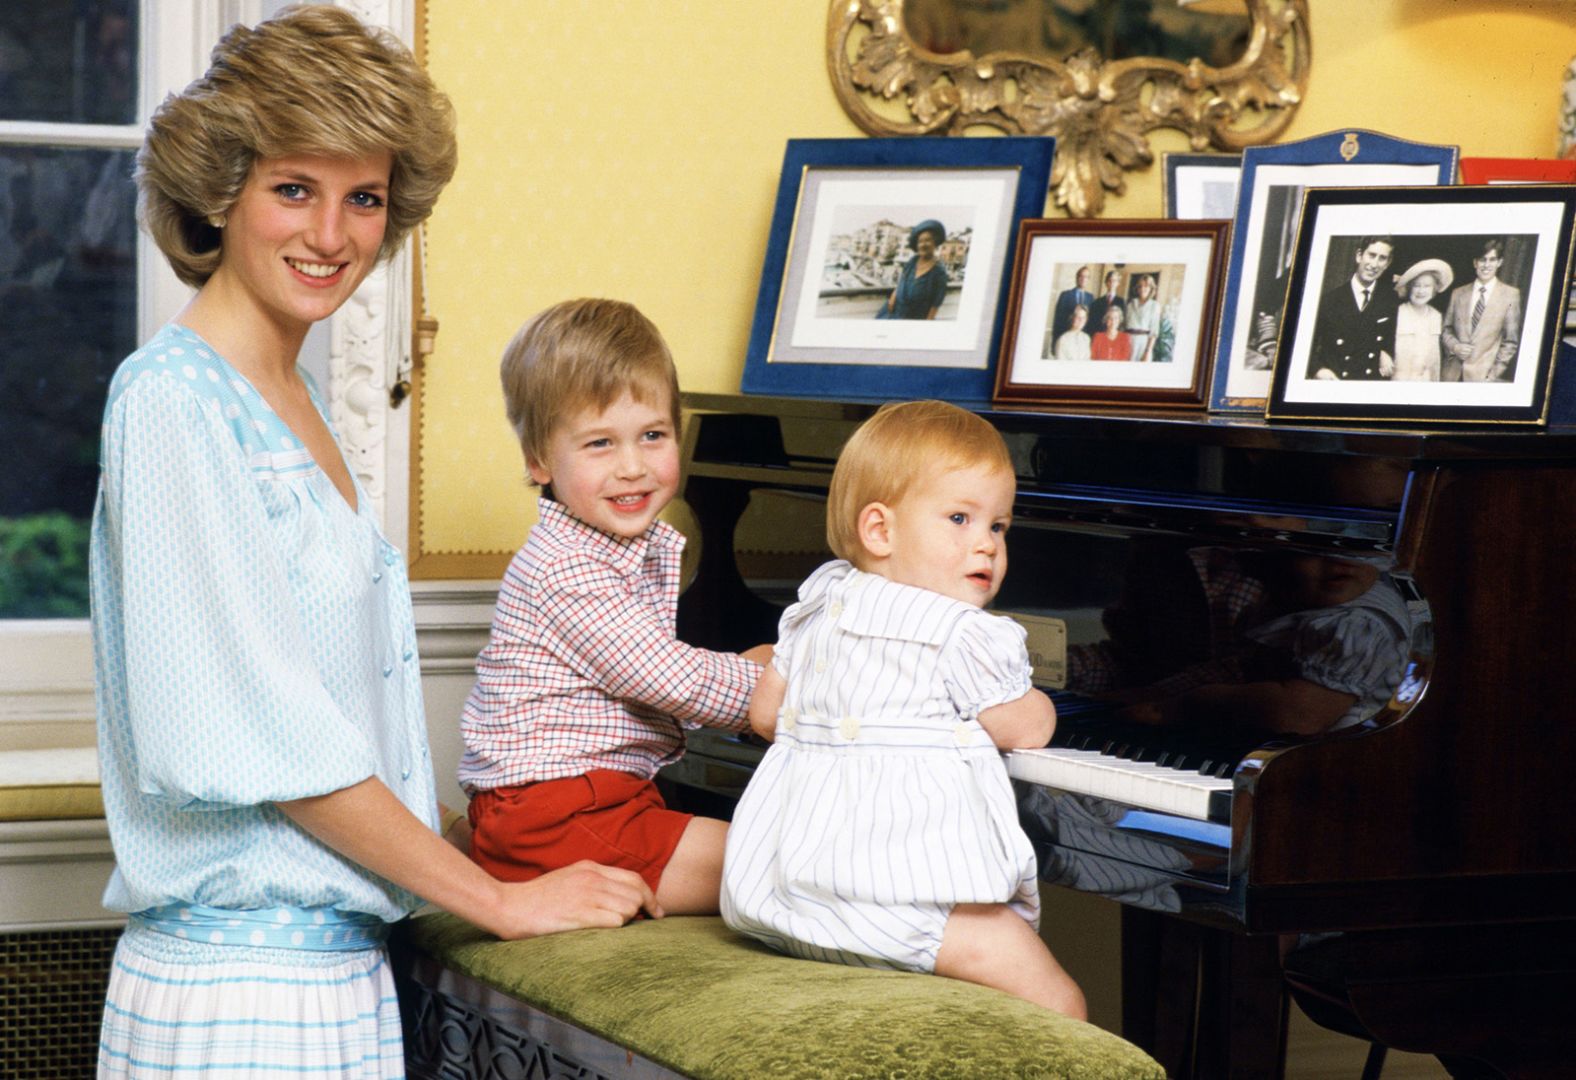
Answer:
[{"xmin": 407, "ymin": 913, "xmax": 1165, "ymax": 1080}]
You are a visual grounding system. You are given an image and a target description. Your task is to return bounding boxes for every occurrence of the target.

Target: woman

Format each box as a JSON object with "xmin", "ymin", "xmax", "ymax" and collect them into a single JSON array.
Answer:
[
  {"xmin": 1090, "ymin": 303, "xmax": 1133, "ymax": 360},
  {"xmin": 1124, "ymin": 273, "xmax": 1161, "ymax": 362},
  {"xmin": 93, "ymin": 8, "xmax": 655, "ymax": 1076},
  {"xmin": 876, "ymin": 219, "xmax": 950, "ymax": 320},
  {"xmin": 1051, "ymin": 303, "xmax": 1092, "ymax": 360},
  {"xmin": 1389, "ymin": 258, "xmax": 1451, "ymax": 381}
]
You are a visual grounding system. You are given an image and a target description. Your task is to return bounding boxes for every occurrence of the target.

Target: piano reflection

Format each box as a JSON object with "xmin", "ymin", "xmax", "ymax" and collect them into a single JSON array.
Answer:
[{"xmin": 663, "ymin": 392, "xmax": 1576, "ymax": 1079}]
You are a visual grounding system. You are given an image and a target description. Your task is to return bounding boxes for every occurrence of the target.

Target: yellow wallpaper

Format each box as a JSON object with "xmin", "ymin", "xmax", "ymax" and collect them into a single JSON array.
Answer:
[{"xmin": 417, "ymin": 0, "xmax": 1576, "ymax": 566}]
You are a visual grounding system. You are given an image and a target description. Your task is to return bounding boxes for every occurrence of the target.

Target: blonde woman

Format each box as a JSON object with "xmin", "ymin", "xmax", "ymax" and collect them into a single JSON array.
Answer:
[{"xmin": 93, "ymin": 8, "xmax": 654, "ymax": 1075}]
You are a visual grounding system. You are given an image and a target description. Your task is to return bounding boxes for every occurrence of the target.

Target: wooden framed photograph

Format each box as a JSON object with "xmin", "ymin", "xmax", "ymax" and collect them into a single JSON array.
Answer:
[
  {"xmin": 740, "ymin": 136, "xmax": 1056, "ymax": 403},
  {"xmin": 1210, "ymin": 130, "xmax": 1458, "ymax": 414},
  {"xmin": 1267, "ymin": 185, "xmax": 1576, "ymax": 425},
  {"xmin": 993, "ymin": 219, "xmax": 1230, "ymax": 408},
  {"xmin": 1162, "ymin": 151, "xmax": 1242, "ymax": 221},
  {"xmin": 1460, "ymin": 157, "xmax": 1576, "ymax": 185}
]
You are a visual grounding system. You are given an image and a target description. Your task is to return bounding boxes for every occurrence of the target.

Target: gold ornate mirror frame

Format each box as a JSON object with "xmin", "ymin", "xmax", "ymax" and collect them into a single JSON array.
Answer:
[{"xmin": 827, "ymin": 0, "xmax": 1310, "ymax": 217}]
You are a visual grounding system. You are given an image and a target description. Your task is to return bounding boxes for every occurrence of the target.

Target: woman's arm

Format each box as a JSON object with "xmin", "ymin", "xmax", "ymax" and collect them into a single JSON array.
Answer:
[{"xmin": 278, "ymin": 778, "xmax": 660, "ymax": 938}]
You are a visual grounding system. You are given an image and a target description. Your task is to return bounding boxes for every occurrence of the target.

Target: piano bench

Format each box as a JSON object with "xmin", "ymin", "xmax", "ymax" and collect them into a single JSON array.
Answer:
[{"xmin": 395, "ymin": 912, "xmax": 1165, "ymax": 1080}]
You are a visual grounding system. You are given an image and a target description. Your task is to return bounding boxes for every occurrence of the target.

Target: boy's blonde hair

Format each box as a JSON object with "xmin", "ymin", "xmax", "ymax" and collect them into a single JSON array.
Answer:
[
  {"xmin": 500, "ymin": 298, "xmax": 681, "ymax": 475},
  {"xmin": 826, "ymin": 400, "xmax": 1014, "ymax": 566},
  {"xmin": 138, "ymin": 4, "xmax": 457, "ymax": 288}
]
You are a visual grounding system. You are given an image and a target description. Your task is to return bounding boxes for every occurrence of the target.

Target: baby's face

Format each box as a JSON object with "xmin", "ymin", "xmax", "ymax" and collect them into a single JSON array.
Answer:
[{"xmin": 878, "ymin": 463, "xmax": 1015, "ymax": 607}]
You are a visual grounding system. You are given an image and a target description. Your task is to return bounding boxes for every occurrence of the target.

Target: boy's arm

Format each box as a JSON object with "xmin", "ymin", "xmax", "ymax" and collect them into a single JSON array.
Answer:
[
  {"xmin": 549, "ymin": 577, "xmax": 761, "ymax": 729},
  {"xmin": 976, "ymin": 687, "xmax": 1056, "ymax": 750},
  {"xmin": 747, "ymin": 666, "xmax": 787, "ymax": 741}
]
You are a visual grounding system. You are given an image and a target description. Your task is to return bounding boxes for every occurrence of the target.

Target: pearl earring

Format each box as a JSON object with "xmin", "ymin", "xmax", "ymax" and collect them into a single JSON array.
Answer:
[{"xmin": 207, "ymin": 213, "xmax": 226, "ymax": 229}]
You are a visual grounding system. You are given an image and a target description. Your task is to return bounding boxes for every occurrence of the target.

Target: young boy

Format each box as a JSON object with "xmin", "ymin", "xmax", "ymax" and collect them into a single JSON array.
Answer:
[{"xmin": 459, "ymin": 298, "xmax": 766, "ymax": 916}]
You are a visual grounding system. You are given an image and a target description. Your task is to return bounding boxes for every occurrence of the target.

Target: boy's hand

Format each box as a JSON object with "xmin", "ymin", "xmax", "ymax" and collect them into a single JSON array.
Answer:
[
  {"xmin": 747, "ymin": 665, "xmax": 787, "ymax": 741},
  {"xmin": 741, "ymin": 643, "xmax": 774, "ymax": 667}
]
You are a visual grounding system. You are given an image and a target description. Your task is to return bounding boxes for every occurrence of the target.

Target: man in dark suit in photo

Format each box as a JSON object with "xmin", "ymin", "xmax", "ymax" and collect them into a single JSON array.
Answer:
[
  {"xmin": 1051, "ymin": 265, "xmax": 1094, "ymax": 342},
  {"xmin": 1087, "ymin": 269, "xmax": 1125, "ymax": 337},
  {"xmin": 1308, "ymin": 235, "xmax": 1397, "ymax": 380},
  {"xmin": 1441, "ymin": 237, "xmax": 1521, "ymax": 382}
]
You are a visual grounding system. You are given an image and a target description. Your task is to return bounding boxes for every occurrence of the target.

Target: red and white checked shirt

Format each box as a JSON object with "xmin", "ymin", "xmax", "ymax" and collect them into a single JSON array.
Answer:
[{"xmin": 458, "ymin": 499, "xmax": 759, "ymax": 792}]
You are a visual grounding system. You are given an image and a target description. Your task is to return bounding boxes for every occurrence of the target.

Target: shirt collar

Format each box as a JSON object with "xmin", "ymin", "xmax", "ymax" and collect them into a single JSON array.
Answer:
[{"xmin": 536, "ymin": 497, "xmax": 682, "ymax": 575}]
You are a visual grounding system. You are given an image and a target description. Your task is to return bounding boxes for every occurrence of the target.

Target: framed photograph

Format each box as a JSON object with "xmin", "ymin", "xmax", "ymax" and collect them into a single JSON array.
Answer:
[
  {"xmin": 1163, "ymin": 152, "xmax": 1242, "ymax": 220},
  {"xmin": 993, "ymin": 220, "xmax": 1230, "ymax": 408},
  {"xmin": 1461, "ymin": 157, "xmax": 1576, "ymax": 185},
  {"xmin": 1210, "ymin": 130, "xmax": 1458, "ymax": 413},
  {"xmin": 741, "ymin": 136, "xmax": 1057, "ymax": 402},
  {"xmin": 1461, "ymin": 160, "xmax": 1576, "ymax": 337},
  {"xmin": 1266, "ymin": 185, "xmax": 1576, "ymax": 425}
]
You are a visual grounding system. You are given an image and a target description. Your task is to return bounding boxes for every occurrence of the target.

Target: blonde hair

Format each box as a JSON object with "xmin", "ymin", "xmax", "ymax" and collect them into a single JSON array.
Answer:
[
  {"xmin": 500, "ymin": 298, "xmax": 681, "ymax": 476},
  {"xmin": 137, "ymin": 4, "xmax": 457, "ymax": 288},
  {"xmin": 826, "ymin": 400, "xmax": 1014, "ymax": 566}
]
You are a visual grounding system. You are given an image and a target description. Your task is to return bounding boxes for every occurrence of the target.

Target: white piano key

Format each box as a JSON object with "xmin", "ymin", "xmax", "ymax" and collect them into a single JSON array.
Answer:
[{"xmin": 1006, "ymin": 746, "xmax": 1233, "ymax": 822}]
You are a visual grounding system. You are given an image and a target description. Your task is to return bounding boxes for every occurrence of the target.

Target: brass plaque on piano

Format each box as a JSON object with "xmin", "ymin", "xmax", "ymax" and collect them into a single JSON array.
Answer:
[{"xmin": 1004, "ymin": 613, "xmax": 1067, "ymax": 689}]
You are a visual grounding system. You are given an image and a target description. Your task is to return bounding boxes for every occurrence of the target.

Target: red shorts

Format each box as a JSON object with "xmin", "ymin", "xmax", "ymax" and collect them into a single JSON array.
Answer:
[{"xmin": 467, "ymin": 770, "xmax": 692, "ymax": 894}]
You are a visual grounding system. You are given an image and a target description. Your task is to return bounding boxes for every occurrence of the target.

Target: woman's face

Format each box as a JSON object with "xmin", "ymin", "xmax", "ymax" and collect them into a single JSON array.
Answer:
[
  {"xmin": 1137, "ymin": 276, "xmax": 1153, "ymax": 299},
  {"xmin": 1103, "ymin": 307, "xmax": 1121, "ymax": 332},
  {"xmin": 1408, "ymin": 275, "xmax": 1437, "ymax": 304},
  {"xmin": 213, "ymin": 151, "xmax": 392, "ymax": 331},
  {"xmin": 1070, "ymin": 306, "xmax": 1087, "ymax": 331},
  {"xmin": 915, "ymin": 231, "xmax": 937, "ymax": 258}
]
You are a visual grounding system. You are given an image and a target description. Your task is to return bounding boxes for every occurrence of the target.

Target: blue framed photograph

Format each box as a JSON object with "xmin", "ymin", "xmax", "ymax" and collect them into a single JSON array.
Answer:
[
  {"xmin": 741, "ymin": 136, "xmax": 1056, "ymax": 403},
  {"xmin": 1209, "ymin": 130, "xmax": 1458, "ymax": 413},
  {"xmin": 1162, "ymin": 152, "xmax": 1241, "ymax": 221}
]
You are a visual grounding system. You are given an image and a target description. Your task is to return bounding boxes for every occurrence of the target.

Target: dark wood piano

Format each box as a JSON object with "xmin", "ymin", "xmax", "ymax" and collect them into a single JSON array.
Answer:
[{"xmin": 662, "ymin": 391, "xmax": 1576, "ymax": 1080}]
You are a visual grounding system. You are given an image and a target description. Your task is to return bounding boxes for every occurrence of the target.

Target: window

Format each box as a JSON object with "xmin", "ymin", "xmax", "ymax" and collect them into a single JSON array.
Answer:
[
  {"xmin": 0, "ymin": 3, "xmax": 257, "ymax": 746},
  {"xmin": 0, "ymin": 2, "xmax": 225, "ymax": 620},
  {"xmin": 0, "ymin": 1, "xmax": 417, "ymax": 751}
]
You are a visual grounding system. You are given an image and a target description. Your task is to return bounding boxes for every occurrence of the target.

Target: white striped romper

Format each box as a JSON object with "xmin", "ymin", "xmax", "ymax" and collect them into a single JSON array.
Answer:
[{"xmin": 721, "ymin": 560, "xmax": 1040, "ymax": 973}]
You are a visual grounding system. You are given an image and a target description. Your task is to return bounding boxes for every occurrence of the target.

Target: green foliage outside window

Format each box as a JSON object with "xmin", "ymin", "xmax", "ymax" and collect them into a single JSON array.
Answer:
[{"xmin": 0, "ymin": 513, "xmax": 92, "ymax": 618}]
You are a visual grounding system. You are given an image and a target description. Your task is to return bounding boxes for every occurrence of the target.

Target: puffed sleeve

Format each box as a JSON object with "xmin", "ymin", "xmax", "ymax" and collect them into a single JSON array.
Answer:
[
  {"xmin": 941, "ymin": 611, "xmax": 1035, "ymax": 720},
  {"xmin": 97, "ymin": 376, "xmax": 379, "ymax": 808},
  {"xmin": 1274, "ymin": 604, "xmax": 1409, "ymax": 701}
]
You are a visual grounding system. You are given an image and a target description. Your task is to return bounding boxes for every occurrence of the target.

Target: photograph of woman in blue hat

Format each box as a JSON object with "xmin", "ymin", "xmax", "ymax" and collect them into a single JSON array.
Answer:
[{"xmin": 876, "ymin": 218, "xmax": 953, "ymax": 320}]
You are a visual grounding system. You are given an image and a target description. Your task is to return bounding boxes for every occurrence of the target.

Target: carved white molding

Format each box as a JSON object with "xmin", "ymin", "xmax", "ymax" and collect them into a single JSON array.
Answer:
[{"xmin": 325, "ymin": 0, "xmax": 415, "ymax": 534}]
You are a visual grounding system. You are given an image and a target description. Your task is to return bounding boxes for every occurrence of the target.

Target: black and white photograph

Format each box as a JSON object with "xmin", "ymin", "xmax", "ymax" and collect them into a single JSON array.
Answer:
[
  {"xmin": 1162, "ymin": 152, "xmax": 1241, "ymax": 221},
  {"xmin": 995, "ymin": 220, "xmax": 1228, "ymax": 408},
  {"xmin": 1209, "ymin": 131, "xmax": 1458, "ymax": 412},
  {"xmin": 1269, "ymin": 186, "xmax": 1576, "ymax": 424},
  {"xmin": 815, "ymin": 207, "xmax": 974, "ymax": 321}
]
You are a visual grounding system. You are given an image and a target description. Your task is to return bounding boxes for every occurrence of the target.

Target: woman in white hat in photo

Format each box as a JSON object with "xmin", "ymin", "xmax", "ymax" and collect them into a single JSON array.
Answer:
[{"xmin": 1389, "ymin": 258, "xmax": 1453, "ymax": 381}]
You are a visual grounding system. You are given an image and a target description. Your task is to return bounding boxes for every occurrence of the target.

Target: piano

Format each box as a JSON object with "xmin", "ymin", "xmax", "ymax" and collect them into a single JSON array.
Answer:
[{"xmin": 662, "ymin": 391, "xmax": 1576, "ymax": 1079}]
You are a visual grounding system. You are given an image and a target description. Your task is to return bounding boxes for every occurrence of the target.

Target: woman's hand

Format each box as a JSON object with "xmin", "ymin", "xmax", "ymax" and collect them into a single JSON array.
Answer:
[
  {"xmin": 490, "ymin": 861, "xmax": 661, "ymax": 938},
  {"xmin": 278, "ymin": 778, "xmax": 660, "ymax": 939}
]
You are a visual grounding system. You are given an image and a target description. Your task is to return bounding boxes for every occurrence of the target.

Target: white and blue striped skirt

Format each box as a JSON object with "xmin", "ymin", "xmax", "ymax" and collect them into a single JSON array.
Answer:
[{"xmin": 98, "ymin": 905, "xmax": 403, "ymax": 1078}]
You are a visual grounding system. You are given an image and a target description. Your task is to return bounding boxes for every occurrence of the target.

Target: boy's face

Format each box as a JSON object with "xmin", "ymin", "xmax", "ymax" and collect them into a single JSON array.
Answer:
[
  {"xmin": 528, "ymin": 389, "xmax": 679, "ymax": 540},
  {"xmin": 874, "ymin": 462, "xmax": 1014, "ymax": 608}
]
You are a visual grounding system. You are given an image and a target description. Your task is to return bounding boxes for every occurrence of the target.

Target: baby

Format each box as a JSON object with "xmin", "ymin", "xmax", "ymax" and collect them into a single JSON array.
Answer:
[{"xmin": 721, "ymin": 400, "xmax": 1086, "ymax": 1016}]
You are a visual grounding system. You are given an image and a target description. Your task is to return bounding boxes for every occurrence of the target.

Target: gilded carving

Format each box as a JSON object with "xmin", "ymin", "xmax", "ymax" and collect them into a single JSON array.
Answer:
[{"xmin": 827, "ymin": 0, "xmax": 1310, "ymax": 217}]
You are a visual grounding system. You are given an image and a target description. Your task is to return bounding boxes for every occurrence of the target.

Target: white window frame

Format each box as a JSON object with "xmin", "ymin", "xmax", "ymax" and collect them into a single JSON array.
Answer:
[{"xmin": 0, "ymin": 0, "xmax": 416, "ymax": 752}]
